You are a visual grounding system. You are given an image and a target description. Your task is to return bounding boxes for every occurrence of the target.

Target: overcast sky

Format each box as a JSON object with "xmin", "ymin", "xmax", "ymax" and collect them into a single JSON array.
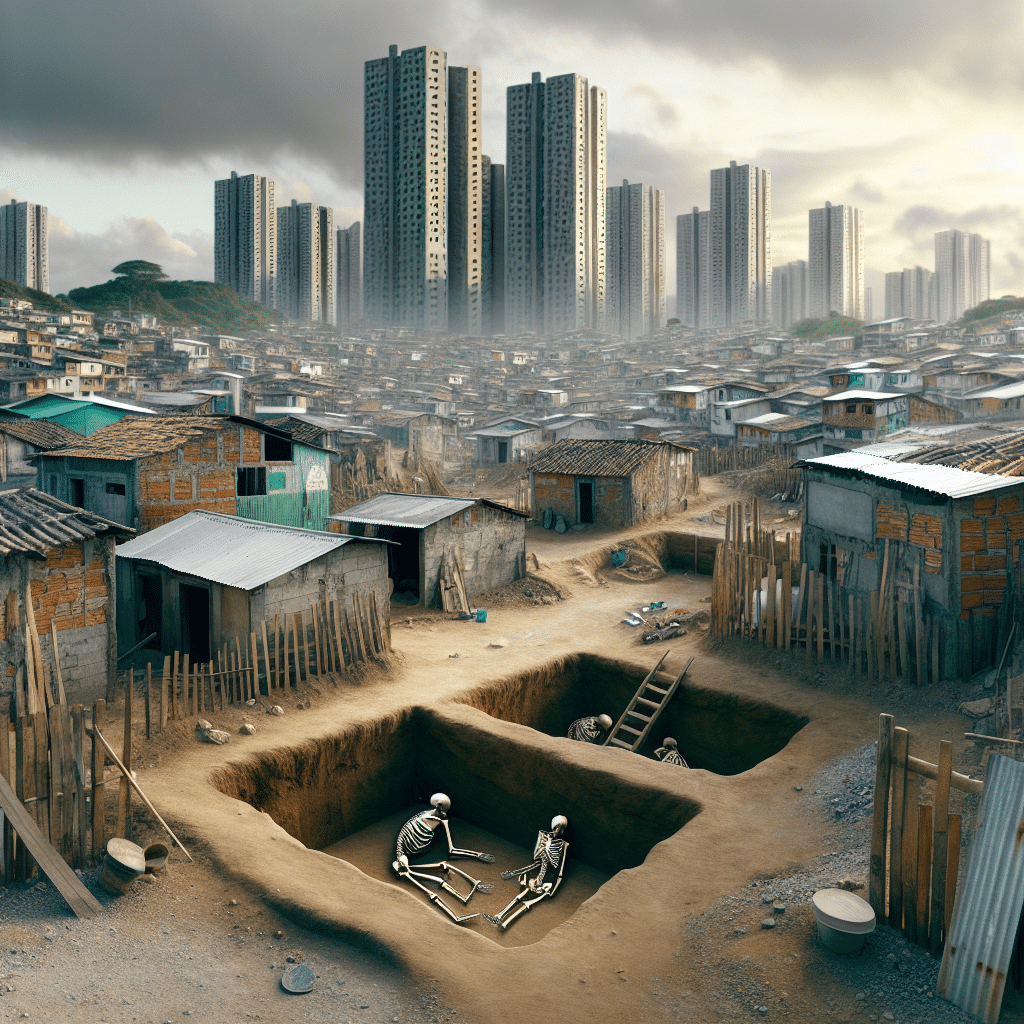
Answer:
[{"xmin": 2, "ymin": 0, "xmax": 1022, "ymax": 308}]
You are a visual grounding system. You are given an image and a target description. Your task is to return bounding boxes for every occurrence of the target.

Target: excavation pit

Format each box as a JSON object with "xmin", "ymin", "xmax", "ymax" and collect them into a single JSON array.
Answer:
[
  {"xmin": 212, "ymin": 705, "xmax": 700, "ymax": 946},
  {"xmin": 460, "ymin": 653, "xmax": 810, "ymax": 775}
]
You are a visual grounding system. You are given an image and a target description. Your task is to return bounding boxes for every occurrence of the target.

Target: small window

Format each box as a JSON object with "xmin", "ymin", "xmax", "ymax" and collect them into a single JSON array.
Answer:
[
  {"xmin": 863, "ymin": 404, "xmax": 874, "ymax": 415},
  {"xmin": 846, "ymin": 404, "xmax": 857, "ymax": 414},
  {"xmin": 236, "ymin": 467, "xmax": 267, "ymax": 496},
  {"xmin": 264, "ymin": 434, "xmax": 293, "ymax": 462},
  {"xmin": 105, "ymin": 482, "xmax": 126, "ymax": 496}
]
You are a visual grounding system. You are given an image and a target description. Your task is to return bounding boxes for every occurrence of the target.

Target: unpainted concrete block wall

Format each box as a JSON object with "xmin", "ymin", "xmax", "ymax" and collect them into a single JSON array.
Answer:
[{"xmin": 424, "ymin": 507, "xmax": 526, "ymax": 605}]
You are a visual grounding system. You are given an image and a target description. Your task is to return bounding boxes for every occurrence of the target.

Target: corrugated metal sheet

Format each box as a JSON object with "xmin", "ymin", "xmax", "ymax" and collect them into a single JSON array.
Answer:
[
  {"xmin": 116, "ymin": 510, "xmax": 362, "ymax": 590},
  {"xmin": 802, "ymin": 451, "xmax": 1017, "ymax": 498},
  {"xmin": 937, "ymin": 754, "xmax": 1024, "ymax": 1022},
  {"xmin": 331, "ymin": 493, "xmax": 476, "ymax": 528},
  {"xmin": 824, "ymin": 390, "xmax": 907, "ymax": 402}
]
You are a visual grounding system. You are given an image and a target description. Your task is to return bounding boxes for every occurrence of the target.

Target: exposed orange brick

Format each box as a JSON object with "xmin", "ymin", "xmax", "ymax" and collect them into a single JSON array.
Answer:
[
  {"xmin": 242, "ymin": 428, "xmax": 261, "ymax": 463},
  {"xmin": 183, "ymin": 440, "xmax": 202, "ymax": 462},
  {"xmin": 997, "ymin": 495, "xmax": 1021, "ymax": 514},
  {"xmin": 1008, "ymin": 513, "xmax": 1024, "ymax": 531},
  {"xmin": 960, "ymin": 535, "xmax": 985, "ymax": 552},
  {"xmin": 86, "ymin": 609, "xmax": 106, "ymax": 625},
  {"xmin": 961, "ymin": 592, "xmax": 983, "ymax": 609},
  {"xmin": 961, "ymin": 575, "xmax": 983, "ymax": 592},
  {"xmin": 973, "ymin": 497, "xmax": 996, "ymax": 516},
  {"xmin": 960, "ymin": 519, "xmax": 983, "ymax": 535},
  {"xmin": 175, "ymin": 478, "xmax": 192, "ymax": 500}
]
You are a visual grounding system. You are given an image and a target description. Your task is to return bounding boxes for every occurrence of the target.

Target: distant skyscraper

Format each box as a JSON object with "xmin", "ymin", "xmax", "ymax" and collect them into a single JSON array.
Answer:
[
  {"xmin": 0, "ymin": 199, "xmax": 49, "ymax": 294},
  {"xmin": 885, "ymin": 266, "xmax": 933, "ymax": 320},
  {"xmin": 276, "ymin": 200, "xmax": 335, "ymax": 324},
  {"xmin": 864, "ymin": 286, "xmax": 873, "ymax": 324},
  {"xmin": 808, "ymin": 202, "xmax": 863, "ymax": 319},
  {"xmin": 364, "ymin": 44, "xmax": 448, "ymax": 332},
  {"xmin": 447, "ymin": 65, "xmax": 483, "ymax": 335},
  {"xmin": 676, "ymin": 207, "xmax": 710, "ymax": 328},
  {"xmin": 709, "ymin": 161, "xmax": 771, "ymax": 327},
  {"xmin": 934, "ymin": 230, "xmax": 990, "ymax": 322},
  {"xmin": 772, "ymin": 260, "xmax": 809, "ymax": 330},
  {"xmin": 606, "ymin": 180, "xmax": 665, "ymax": 339},
  {"xmin": 214, "ymin": 171, "xmax": 276, "ymax": 308},
  {"xmin": 481, "ymin": 156, "xmax": 506, "ymax": 335},
  {"xmin": 505, "ymin": 70, "xmax": 606, "ymax": 336},
  {"xmin": 336, "ymin": 222, "xmax": 362, "ymax": 331}
]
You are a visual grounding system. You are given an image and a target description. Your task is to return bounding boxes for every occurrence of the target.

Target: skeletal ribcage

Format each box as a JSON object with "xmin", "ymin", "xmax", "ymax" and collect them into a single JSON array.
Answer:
[
  {"xmin": 396, "ymin": 814, "xmax": 436, "ymax": 860},
  {"xmin": 567, "ymin": 718, "xmax": 602, "ymax": 743},
  {"xmin": 534, "ymin": 832, "xmax": 566, "ymax": 869}
]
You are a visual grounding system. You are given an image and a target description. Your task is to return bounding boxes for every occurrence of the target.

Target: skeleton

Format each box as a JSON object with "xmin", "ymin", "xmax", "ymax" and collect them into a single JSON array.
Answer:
[
  {"xmin": 392, "ymin": 793, "xmax": 494, "ymax": 924},
  {"xmin": 484, "ymin": 815, "xmax": 569, "ymax": 931},
  {"xmin": 654, "ymin": 736, "xmax": 689, "ymax": 767},
  {"xmin": 567, "ymin": 714, "xmax": 613, "ymax": 743}
]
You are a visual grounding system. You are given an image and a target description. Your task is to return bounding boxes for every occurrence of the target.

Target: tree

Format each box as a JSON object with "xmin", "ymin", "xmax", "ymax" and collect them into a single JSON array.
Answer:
[{"xmin": 112, "ymin": 260, "xmax": 167, "ymax": 283}]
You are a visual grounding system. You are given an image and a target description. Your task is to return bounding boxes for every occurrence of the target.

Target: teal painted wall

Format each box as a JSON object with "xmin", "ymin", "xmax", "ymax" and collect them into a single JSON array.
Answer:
[{"xmin": 235, "ymin": 445, "xmax": 329, "ymax": 531}]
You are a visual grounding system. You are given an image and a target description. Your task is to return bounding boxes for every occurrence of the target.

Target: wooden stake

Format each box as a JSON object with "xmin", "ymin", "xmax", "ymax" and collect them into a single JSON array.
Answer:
[
  {"xmin": 869, "ymin": 714, "xmax": 895, "ymax": 920},
  {"xmin": 49, "ymin": 622, "xmax": 67, "ymax": 705},
  {"xmin": 902, "ymin": 788, "xmax": 919, "ymax": 944},
  {"xmin": 117, "ymin": 668, "xmax": 133, "ymax": 839},
  {"xmin": 260, "ymin": 619, "xmax": 271, "ymax": 692},
  {"xmin": 144, "ymin": 663, "xmax": 152, "ymax": 740},
  {"xmin": 945, "ymin": 815, "xmax": 961, "ymax": 937},
  {"xmin": 170, "ymin": 651, "xmax": 178, "ymax": 721},
  {"xmin": 916, "ymin": 802, "xmax": 933, "ymax": 943},
  {"xmin": 930, "ymin": 740, "xmax": 952, "ymax": 952},
  {"xmin": 889, "ymin": 727, "xmax": 909, "ymax": 929},
  {"xmin": 249, "ymin": 632, "xmax": 259, "ymax": 700},
  {"xmin": 71, "ymin": 704, "xmax": 86, "ymax": 867},
  {"xmin": 90, "ymin": 699, "xmax": 105, "ymax": 858},
  {"xmin": 815, "ymin": 572, "xmax": 825, "ymax": 661}
]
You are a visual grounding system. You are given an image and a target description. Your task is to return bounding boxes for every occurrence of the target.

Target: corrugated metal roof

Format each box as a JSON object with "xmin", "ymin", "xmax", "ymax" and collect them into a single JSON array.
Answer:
[
  {"xmin": 529, "ymin": 438, "xmax": 693, "ymax": 478},
  {"xmin": 801, "ymin": 451, "xmax": 1018, "ymax": 497},
  {"xmin": 937, "ymin": 754, "xmax": 1024, "ymax": 1022},
  {"xmin": 823, "ymin": 390, "xmax": 908, "ymax": 402},
  {"xmin": 116, "ymin": 510, "xmax": 375, "ymax": 589},
  {"xmin": 331, "ymin": 493, "xmax": 476, "ymax": 528},
  {"xmin": 964, "ymin": 380, "xmax": 1024, "ymax": 400}
]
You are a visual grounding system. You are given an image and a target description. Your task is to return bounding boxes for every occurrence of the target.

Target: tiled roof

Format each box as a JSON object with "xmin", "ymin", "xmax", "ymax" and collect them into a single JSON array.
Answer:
[
  {"xmin": 0, "ymin": 487, "xmax": 133, "ymax": 556},
  {"xmin": 528, "ymin": 439, "xmax": 694, "ymax": 477},
  {"xmin": 35, "ymin": 415, "xmax": 231, "ymax": 460},
  {"xmin": 0, "ymin": 419, "xmax": 81, "ymax": 449}
]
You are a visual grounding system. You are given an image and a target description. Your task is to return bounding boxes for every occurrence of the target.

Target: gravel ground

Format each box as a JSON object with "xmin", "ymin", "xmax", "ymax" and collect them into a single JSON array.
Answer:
[{"xmin": 676, "ymin": 742, "xmax": 989, "ymax": 1024}]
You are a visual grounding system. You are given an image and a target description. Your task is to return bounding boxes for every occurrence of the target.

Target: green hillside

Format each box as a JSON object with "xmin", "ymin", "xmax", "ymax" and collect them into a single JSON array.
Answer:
[
  {"xmin": 61, "ymin": 265, "xmax": 282, "ymax": 334},
  {"xmin": 790, "ymin": 315, "xmax": 863, "ymax": 341},
  {"xmin": 0, "ymin": 278, "xmax": 73, "ymax": 313},
  {"xmin": 960, "ymin": 297, "xmax": 1024, "ymax": 327}
]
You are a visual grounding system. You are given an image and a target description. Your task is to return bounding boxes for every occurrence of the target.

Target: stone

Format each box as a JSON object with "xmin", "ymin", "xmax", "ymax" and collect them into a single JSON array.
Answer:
[
  {"xmin": 761, "ymin": 918, "xmax": 775, "ymax": 929},
  {"xmin": 772, "ymin": 903, "xmax": 786, "ymax": 914}
]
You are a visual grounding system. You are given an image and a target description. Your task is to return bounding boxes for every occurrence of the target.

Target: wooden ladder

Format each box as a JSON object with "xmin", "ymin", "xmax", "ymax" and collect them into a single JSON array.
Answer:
[{"xmin": 603, "ymin": 654, "xmax": 694, "ymax": 753}]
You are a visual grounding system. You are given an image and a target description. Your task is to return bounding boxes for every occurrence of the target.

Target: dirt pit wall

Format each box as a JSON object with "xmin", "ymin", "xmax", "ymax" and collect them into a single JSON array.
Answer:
[
  {"xmin": 460, "ymin": 653, "xmax": 809, "ymax": 776},
  {"xmin": 212, "ymin": 702, "xmax": 700, "ymax": 877}
]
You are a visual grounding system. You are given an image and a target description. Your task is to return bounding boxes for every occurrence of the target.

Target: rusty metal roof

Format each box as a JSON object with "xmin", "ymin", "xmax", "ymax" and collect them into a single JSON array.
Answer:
[
  {"xmin": 0, "ymin": 487, "xmax": 133, "ymax": 557},
  {"xmin": 116, "ymin": 510, "xmax": 385, "ymax": 589},
  {"xmin": 937, "ymin": 754, "xmax": 1024, "ymax": 1022},
  {"xmin": 528, "ymin": 438, "xmax": 694, "ymax": 478}
]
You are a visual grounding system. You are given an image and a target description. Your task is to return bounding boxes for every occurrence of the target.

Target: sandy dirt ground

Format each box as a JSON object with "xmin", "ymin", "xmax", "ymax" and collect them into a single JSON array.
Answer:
[{"xmin": 0, "ymin": 477, "xmax": 1000, "ymax": 1023}]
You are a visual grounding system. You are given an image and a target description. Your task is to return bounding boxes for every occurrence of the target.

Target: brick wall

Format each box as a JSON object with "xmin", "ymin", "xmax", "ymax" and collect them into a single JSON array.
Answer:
[
  {"xmin": 959, "ymin": 492, "xmax": 1020, "ymax": 615},
  {"xmin": 876, "ymin": 502, "xmax": 944, "ymax": 574}
]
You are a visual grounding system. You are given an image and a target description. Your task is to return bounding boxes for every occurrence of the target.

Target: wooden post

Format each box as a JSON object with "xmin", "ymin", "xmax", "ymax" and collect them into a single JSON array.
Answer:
[
  {"xmin": 71, "ymin": 704, "xmax": 86, "ymax": 868},
  {"xmin": 869, "ymin": 590, "xmax": 880, "ymax": 681},
  {"xmin": 815, "ymin": 572, "xmax": 825, "ymax": 661},
  {"xmin": 849, "ymin": 594, "xmax": 857, "ymax": 677},
  {"xmin": 916, "ymin": 802, "xmax": 933, "ymax": 943},
  {"xmin": 260, "ymin": 620, "xmax": 271, "ymax": 693},
  {"xmin": 181, "ymin": 653, "xmax": 190, "ymax": 716},
  {"xmin": 889, "ymin": 726, "xmax": 909, "ymax": 929},
  {"xmin": 897, "ymin": 594, "xmax": 910, "ymax": 682},
  {"xmin": 902, "ymin": 790, "xmax": 919, "ymax": 944},
  {"xmin": 869, "ymin": 714, "xmax": 895, "ymax": 919},
  {"xmin": 144, "ymin": 663, "xmax": 152, "ymax": 740},
  {"xmin": 806, "ymin": 568, "xmax": 817, "ymax": 663},
  {"xmin": 170, "ymin": 651, "xmax": 179, "ymax": 721},
  {"xmin": 930, "ymin": 740, "xmax": 952, "ymax": 952},
  {"xmin": 117, "ymin": 668, "xmax": 133, "ymax": 839},
  {"xmin": 311, "ymin": 604, "xmax": 321, "ymax": 676},
  {"xmin": 914, "ymin": 561, "xmax": 926, "ymax": 687},
  {"xmin": 91, "ymin": 699, "xmax": 106, "ymax": 858},
  {"xmin": 945, "ymin": 815, "xmax": 961, "ymax": 937},
  {"xmin": 0, "ymin": 718, "xmax": 8, "ymax": 882},
  {"xmin": 249, "ymin": 632, "xmax": 259, "ymax": 701},
  {"xmin": 276, "ymin": 615, "xmax": 285, "ymax": 690},
  {"xmin": 765, "ymin": 563, "xmax": 777, "ymax": 649},
  {"xmin": 159, "ymin": 656, "xmax": 170, "ymax": 732},
  {"xmin": 15, "ymin": 715, "xmax": 32, "ymax": 879}
]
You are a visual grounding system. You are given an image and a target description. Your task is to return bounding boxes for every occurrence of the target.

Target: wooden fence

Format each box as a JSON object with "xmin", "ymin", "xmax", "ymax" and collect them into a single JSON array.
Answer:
[
  {"xmin": 0, "ymin": 591, "xmax": 391, "ymax": 880},
  {"xmin": 710, "ymin": 499, "xmax": 944, "ymax": 683},
  {"xmin": 695, "ymin": 443, "xmax": 797, "ymax": 478},
  {"xmin": 146, "ymin": 592, "xmax": 392, "ymax": 735},
  {"xmin": 869, "ymin": 713, "xmax": 979, "ymax": 950}
]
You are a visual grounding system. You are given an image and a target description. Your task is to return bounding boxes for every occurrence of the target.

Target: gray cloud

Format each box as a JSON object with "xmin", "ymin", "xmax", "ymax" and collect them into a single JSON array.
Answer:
[
  {"xmin": 849, "ymin": 179, "xmax": 886, "ymax": 205},
  {"xmin": 893, "ymin": 203, "xmax": 1024, "ymax": 244},
  {"xmin": 2, "ymin": 0, "xmax": 1020, "ymax": 183}
]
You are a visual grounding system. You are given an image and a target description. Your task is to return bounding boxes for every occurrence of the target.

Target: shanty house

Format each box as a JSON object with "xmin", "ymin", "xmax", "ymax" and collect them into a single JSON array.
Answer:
[
  {"xmin": 0, "ymin": 393, "xmax": 155, "ymax": 436},
  {"xmin": 799, "ymin": 451, "xmax": 1024, "ymax": 678},
  {"xmin": 34, "ymin": 415, "xmax": 332, "ymax": 534},
  {"xmin": 530, "ymin": 439, "xmax": 697, "ymax": 530},
  {"xmin": 330, "ymin": 493, "xmax": 528, "ymax": 607},
  {"xmin": 115, "ymin": 511, "xmax": 391, "ymax": 663},
  {"xmin": 0, "ymin": 488, "xmax": 133, "ymax": 704},
  {"xmin": 0, "ymin": 420, "xmax": 81, "ymax": 488},
  {"xmin": 821, "ymin": 391, "xmax": 910, "ymax": 453},
  {"xmin": 472, "ymin": 417, "xmax": 543, "ymax": 464}
]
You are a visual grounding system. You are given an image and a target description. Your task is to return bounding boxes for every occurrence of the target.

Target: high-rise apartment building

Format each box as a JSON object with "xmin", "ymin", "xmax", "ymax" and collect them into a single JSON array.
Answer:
[
  {"xmin": 808, "ymin": 202, "xmax": 863, "ymax": 319},
  {"xmin": 505, "ymin": 71, "xmax": 606, "ymax": 336},
  {"xmin": 708, "ymin": 161, "xmax": 771, "ymax": 327},
  {"xmin": 606, "ymin": 180, "xmax": 665, "ymax": 339},
  {"xmin": 772, "ymin": 260, "xmax": 809, "ymax": 330},
  {"xmin": 336, "ymin": 222, "xmax": 362, "ymax": 331},
  {"xmin": 364, "ymin": 44, "xmax": 449, "ymax": 332},
  {"xmin": 447, "ymin": 65, "xmax": 483, "ymax": 335},
  {"xmin": 214, "ymin": 171, "xmax": 276, "ymax": 308},
  {"xmin": 864, "ymin": 286, "xmax": 873, "ymax": 325},
  {"xmin": 481, "ymin": 156, "xmax": 506, "ymax": 335},
  {"xmin": 884, "ymin": 266, "xmax": 934, "ymax": 320},
  {"xmin": 676, "ymin": 207, "xmax": 710, "ymax": 329},
  {"xmin": 0, "ymin": 199, "xmax": 49, "ymax": 293},
  {"xmin": 934, "ymin": 230, "xmax": 990, "ymax": 322},
  {"xmin": 276, "ymin": 200, "xmax": 335, "ymax": 324}
]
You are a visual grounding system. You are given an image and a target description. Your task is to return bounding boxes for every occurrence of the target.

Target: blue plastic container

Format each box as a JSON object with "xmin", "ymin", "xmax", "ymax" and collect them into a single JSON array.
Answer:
[{"xmin": 475, "ymin": 609, "xmax": 487, "ymax": 622}]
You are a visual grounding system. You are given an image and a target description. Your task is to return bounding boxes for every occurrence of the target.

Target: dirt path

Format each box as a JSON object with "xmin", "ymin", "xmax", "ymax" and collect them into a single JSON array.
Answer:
[{"xmin": 0, "ymin": 483, "xmax": 999, "ymax": 1024}]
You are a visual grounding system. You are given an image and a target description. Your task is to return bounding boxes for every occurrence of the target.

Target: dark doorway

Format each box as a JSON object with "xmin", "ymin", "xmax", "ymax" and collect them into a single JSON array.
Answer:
[
  {"xmin": 578, "ymin": 480, "xmax": 595, "ymax": 524},
  {"xmin": 497, "ymin": 441, "xmax": 508, "ymax": 464},
  {"xmin": 139, "ymin": 574, "xmax": 162, "ymax": 650},
  {"xmin": 70, "ymin": 478, "xmax": 85, "ymax": 507},
  {"xmin": 180, "ymin": 583, "xmax": 210, "ymax": 663},
  {"xmin": 376, "ymin": 526, "xmax": 421, "ymax": 603}
]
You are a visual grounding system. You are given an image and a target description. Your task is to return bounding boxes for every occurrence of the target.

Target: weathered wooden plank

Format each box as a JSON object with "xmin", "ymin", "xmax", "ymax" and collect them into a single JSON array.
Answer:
[
  {"xmin": 90, "ymin": 699, "xmax": 106, "ymax": 858},
  {"xmin": 930, "ymin": 740, "xmax": 952, "ymax": 953},
  {"xmin": 889, "ymin": 726, "xmax": 909, "ymax": 929},
  {"xmin": 869, "ymin": 713, "xmax": 895, "ymax": 920}
]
